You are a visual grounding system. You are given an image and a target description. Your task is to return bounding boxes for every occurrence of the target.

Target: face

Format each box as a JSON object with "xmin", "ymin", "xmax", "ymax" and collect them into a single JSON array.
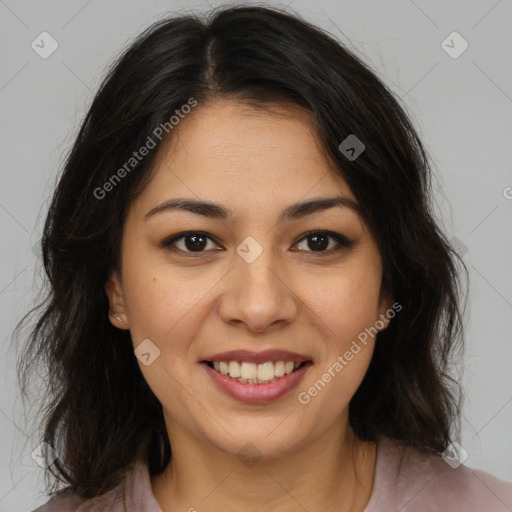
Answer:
[{"xmin": 106, "ymin": 98, "xmax": 393, "ymax": 459}]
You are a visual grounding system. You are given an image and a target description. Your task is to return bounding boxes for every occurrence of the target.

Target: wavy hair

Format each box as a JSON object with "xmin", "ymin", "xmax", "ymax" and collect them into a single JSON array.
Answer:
[{"xmin": 15, "ymin": 4, "xmax": 468, "ymax": 500}]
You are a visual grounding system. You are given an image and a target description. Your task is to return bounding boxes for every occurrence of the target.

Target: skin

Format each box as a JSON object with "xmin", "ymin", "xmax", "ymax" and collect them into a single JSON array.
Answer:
[{"xmin": 105, "ymin": 98, "xmax": 393, "ymax": 512}]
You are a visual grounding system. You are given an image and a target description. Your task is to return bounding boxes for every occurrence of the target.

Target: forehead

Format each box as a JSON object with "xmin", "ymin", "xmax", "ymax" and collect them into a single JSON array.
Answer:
[
  {"xmin": 132, "ymin": 98, "xmax": 359, "ymax": 221},
  {"xmin": 163, "ymin": 99, "xmax": 330, "ymax": 162}
]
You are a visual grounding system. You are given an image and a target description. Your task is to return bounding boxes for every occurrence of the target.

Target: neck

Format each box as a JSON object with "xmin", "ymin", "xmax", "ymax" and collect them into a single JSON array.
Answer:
[{"xmin": 151, "ymin": 413, "xmax": 377, "ymax": 512}]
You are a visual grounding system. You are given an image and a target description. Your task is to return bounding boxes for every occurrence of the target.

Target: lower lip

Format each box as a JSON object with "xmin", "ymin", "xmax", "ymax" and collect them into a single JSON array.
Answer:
[{"xmin": 201, "ymin": 361, "xmax": 313, "ymax": 403}]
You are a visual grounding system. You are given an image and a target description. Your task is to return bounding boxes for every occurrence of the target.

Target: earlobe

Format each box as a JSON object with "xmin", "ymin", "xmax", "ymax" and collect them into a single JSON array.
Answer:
[
  {"xmin": 105, "ymin": 270, "xmax": 129, "ymax": 330},
  {"xmin": 376, "ymin": 290, "xmax": 394, "ymax": 332}
]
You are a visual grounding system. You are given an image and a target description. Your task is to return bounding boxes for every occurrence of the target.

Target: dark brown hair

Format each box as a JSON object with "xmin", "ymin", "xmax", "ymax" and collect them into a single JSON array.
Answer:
[{"xmin": 15, "ymin": 4, "xmax": 468, "ymax": 500}]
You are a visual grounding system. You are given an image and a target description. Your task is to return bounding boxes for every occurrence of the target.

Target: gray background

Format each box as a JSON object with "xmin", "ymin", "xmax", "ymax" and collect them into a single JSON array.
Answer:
[{"xmin": 1, "ymin": 0, "xmax": 511, "ymax": 510}]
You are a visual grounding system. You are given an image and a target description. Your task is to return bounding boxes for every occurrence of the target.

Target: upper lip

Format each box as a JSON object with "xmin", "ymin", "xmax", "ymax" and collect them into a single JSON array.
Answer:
[{"xmin": 202, "ymin": 349, "xmax": 313, "ymax": 365}]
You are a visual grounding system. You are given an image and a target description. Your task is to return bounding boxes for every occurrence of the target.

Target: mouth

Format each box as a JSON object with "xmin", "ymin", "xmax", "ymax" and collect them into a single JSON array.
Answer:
[
  {"xmin": 201, "ymin": 360, "xmax": 311, "ymax": 384},
  {"xmin": 200, "ymin": 358, "xmax": 314, "ymax": 404}
]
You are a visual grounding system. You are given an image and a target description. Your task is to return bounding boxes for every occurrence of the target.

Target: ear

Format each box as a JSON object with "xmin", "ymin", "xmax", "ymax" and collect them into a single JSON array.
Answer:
[
  {"xmin": 105, "ymin": 269, "xmax": 129, "ymax": 330},
  {"xmin": 376, "ymin": 286, "xmax": 394, "ymax": 332}
]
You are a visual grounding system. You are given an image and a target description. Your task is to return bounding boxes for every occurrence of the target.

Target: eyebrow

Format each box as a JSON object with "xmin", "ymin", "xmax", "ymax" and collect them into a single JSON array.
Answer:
[{"xmin": 144, "ymin": 196, "xmax": 360, "ymax": 223}]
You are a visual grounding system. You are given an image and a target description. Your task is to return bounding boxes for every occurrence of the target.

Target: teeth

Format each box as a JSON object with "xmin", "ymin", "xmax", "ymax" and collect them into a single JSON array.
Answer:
[
  {"xmin": 240, "ymin": 361, "xmax": 257, "ymax": 380},
  {"xmin": 274, "ymin": 361, "xmax": 285, "ymax": 377},
  {"xmin": 228, "ymin": 361, "xmax": 241, "ymax": 378},
  {"xmin": 209, "ymin": 360, "xmax": 306, "ymax": 383},
  {"xmin": 257, "ymin": 362, "xmax": 274, "ymax": 381}
]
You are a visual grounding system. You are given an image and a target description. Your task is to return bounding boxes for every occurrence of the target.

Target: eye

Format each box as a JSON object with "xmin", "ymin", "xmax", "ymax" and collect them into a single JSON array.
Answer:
[
  {"xmin": 161, "ymin": 231, "xmax": 221, "ymax": 254},
  {"xmin": 161, "ymin": 230, "xmax": 353, "ymax": 256},
  {"xmin": 294, "ymin": 230, "xmax": 354, "ymax": 254}
]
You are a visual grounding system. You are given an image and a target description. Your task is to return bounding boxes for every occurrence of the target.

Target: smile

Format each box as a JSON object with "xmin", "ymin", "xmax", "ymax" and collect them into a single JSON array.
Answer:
[
  {"xmin": 205, "ymin": 360, "xmax": 306, "ymax": 384},
  {"xmin": 201, "ymin": 360, "xmax": 313, "ymax": 403}
]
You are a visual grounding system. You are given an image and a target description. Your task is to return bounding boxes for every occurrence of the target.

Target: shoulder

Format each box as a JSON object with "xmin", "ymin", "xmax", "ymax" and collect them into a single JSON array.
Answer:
[
  {"xmin": 29, "ymin": 459, "xmax": 162, "ymax": 512},
  {"xmin": 30, "ymin": 485, "xmax": 126, "ymax": 512},
  {"xmin": 368, "ymin": 437, "xmax": 512, "ymax": 512},
  {"xmin": 30, "ymin": 492, "xmax": 86, "ymax": 512}
]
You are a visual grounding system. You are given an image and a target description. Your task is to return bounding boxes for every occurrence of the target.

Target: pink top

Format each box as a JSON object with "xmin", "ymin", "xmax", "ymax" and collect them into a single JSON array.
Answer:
[{"xmin": 31, "ymin": 437, "xmax": 512, "ymax": 511}]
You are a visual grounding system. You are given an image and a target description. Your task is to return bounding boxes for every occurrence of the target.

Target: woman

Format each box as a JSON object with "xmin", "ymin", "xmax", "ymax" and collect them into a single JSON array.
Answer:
[{"xmin": 17, "ymin": 4, "xmax": 512, "ymax": 511}]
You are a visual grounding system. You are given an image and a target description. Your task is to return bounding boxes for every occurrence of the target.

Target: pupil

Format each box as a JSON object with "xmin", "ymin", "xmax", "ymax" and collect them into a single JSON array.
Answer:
[
  {"xmin": 309, "ymin": 234, "xmax": 328, "ymax": 251},
  {"xmin": 186, "ymin": 234, "xmax": 207, "ymax": 251}
]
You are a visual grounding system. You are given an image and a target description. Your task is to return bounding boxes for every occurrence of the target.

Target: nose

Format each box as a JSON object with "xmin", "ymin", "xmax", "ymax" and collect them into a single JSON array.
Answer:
[{"xmin": 217, "ymin": 245, "xmax": 299, "ymax": 333}]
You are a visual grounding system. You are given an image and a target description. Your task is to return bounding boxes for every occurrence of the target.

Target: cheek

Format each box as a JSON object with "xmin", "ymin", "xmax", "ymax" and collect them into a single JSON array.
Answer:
[
  {"xmin": 122, "ymin": 255, "xmax": 210, "ymax": 342},
  {"xmin": 298, "ymin": 257, "xmax": 382, "ymax": 399},
  {"xmin": 298, "ymin": 273, "xmax": 380, "ymax": 418},
  {"xmin": 120, "ymin": 257, "xmax": 223, "ymax": 407},
  {"xmin": 304, "ymin": 260, "xmax": 382, "ymax": 341},
  {"xmin": 122, "ymin": 264, "xmax": 208, "ymax": 417}
]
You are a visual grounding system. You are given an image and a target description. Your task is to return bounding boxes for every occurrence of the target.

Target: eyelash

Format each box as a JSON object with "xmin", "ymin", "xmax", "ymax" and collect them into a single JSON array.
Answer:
[{"xmin": 160, "ymin": 230, "xmax": 354, "ymax": 256}]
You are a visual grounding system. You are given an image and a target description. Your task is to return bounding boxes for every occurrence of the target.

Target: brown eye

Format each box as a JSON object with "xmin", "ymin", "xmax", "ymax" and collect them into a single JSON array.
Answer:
[
  {"xmin": 161, "ymin": 231, "xmax": 221, "ymax": 254},
  {"xmin": 294, "ymin": 230, "xmax": 353, "ymax": 254},
  {"xmin": 161, "ymin": 229, "xmax": 353, "ymax": 256}
]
